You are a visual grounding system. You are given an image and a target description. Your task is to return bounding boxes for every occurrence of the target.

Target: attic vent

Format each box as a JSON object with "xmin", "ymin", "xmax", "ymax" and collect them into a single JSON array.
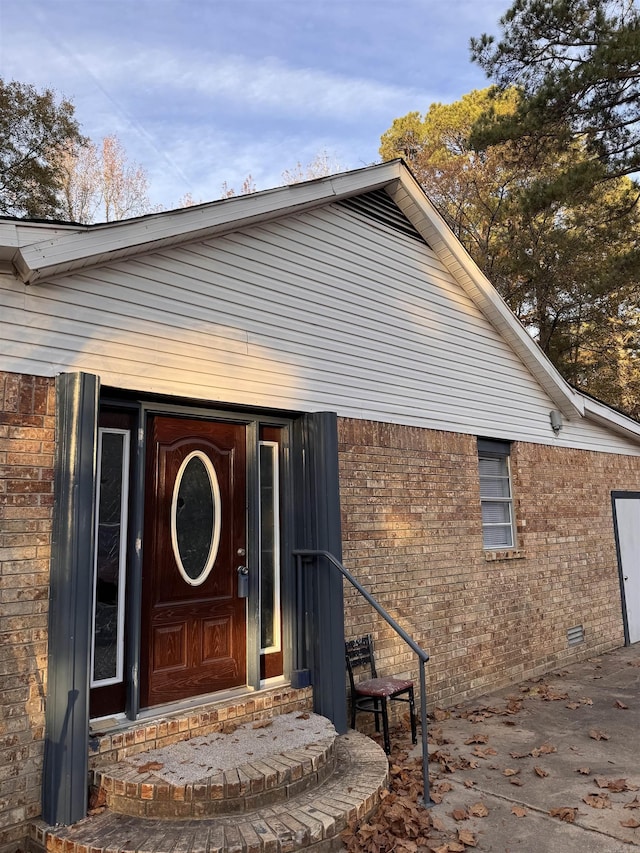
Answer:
[
  {"xmin": 338, "ymin": 189, "xmax": 429, "ymax": 245},
  {"xmin": 567, "ymin": 625, "xmax": 585, "ymax": 646}
]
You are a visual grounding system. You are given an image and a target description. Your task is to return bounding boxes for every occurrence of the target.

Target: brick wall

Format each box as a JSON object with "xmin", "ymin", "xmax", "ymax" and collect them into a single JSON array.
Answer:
[
  {"xmin": 0, "ymin": 372, "xmax": 55, "ymax": 853},
  {"xmin": 338, "ymin": 418, "xmax": 637, "ymax": 711}
]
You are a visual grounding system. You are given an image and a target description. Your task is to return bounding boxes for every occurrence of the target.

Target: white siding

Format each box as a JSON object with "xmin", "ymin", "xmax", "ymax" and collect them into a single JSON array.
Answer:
[{"xmin": 1, "ymin": 202, "xmax": 639, "ymax": 455}]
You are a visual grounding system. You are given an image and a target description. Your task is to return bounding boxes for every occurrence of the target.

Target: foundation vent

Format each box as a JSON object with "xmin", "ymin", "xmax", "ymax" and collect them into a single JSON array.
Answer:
[{"xmin": 567, "ymin": 624, "xmax": 585, "ymax": 646}]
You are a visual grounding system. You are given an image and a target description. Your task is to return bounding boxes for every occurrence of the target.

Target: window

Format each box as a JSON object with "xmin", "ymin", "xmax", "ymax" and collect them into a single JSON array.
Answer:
[
  {"xmin": 259, "ymin": 440, "xmax": 281, "ymax": 655},
  {"xmin": 477, "ymin": 439, "xmax": 515, "ymax": 549},
  {"xmin": 91, "ymin": 427, "xmax": 130, "ymax": 688}
]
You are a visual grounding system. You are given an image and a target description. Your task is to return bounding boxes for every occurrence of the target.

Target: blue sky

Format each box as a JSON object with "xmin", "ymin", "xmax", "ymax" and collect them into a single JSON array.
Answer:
[{"xmin": 0, "ymin": 0, "xmax": 508, "ymax": 210}]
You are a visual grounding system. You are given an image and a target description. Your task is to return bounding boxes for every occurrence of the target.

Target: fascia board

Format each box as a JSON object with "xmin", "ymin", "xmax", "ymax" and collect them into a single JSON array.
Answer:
[
  {"xmin": 0, "ymin": 222, "xmax": 19, "ymax": 262},
  {"xmin": 386, "ymin": 171, "xmax": 584, "ymax": 420},
  {"xmin": 582, "ymin": 396, "xmax": 640, "ymax": 442},
  {"xmin": 14, "ymin": 163, "xmax": 403, "ymax": 284}
]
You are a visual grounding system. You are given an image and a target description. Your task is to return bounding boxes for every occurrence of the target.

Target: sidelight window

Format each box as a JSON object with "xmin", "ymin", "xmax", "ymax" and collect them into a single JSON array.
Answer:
[{"xmin": 91, "ymin": 428, "xmax": 130, "ymax": 688}]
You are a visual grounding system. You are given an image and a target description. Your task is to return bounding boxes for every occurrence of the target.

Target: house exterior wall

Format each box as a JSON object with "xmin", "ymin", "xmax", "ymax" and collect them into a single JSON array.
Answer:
[
  {"xmin": 339, "ymin": 417, "xmax": 633, "ymax": 710},
  {"xmin": 2, "ymin": 202, "xmax": 640, "ymax": 456},
  {"xmin": 0, "ymin": 371, "xmax": 54, "ymax": 853}
]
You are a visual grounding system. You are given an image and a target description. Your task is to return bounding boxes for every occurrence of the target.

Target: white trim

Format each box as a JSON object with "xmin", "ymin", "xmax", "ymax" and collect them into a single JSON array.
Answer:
[
  {"xmin": 91, "ymin": 428, "xmax": 130, "ymax": 689},
  {"xmin": 259, "ymin": 441, "xmax": 281, "ymax": 655},
  {"xmin": 170, "ymin": 451, "xmax": 222, "ymax": 587}
]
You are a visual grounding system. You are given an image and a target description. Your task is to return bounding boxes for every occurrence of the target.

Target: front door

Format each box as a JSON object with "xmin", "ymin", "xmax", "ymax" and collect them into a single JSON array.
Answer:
[
  {"xmin": 141, "ymin": 415, "xmax": 247, "ymax": 707},
  {"xmin": 613, "ymin": 493, "xmax": 640, "ymax": 645}
]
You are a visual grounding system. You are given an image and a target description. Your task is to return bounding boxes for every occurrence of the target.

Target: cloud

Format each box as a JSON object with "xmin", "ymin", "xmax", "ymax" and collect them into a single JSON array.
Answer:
[{"xmin": 75, "ymin": 47, "xmax": 428, "ymax": 125}]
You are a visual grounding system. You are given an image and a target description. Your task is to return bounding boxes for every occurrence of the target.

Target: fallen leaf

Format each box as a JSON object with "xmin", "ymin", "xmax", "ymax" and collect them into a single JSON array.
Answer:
[
  {"xmin": 625, "ymin": 797, "xmax": 640, "ymax": 809},
  {"xmin": 566, "ymin": 702, "xmax": 581, "ymax": 710},
  {"xmin": 136, "ymin": 761, "xmax": 164, "ymax": 773},
  {"xmin": 621, "ymin": 817, "xmax": 640, "ymax": 828},
  {"xmin": 530, "ymin": 743, "xmax": 557, "ymax": 757},
  {"xmin": 472, "ymin": 746, "xmax": 497, "ymax": 758},
  {"xmin": 469, "ymin": 802, "xmax": 489, "ymax": 817},
  {"xmin": 463, "ymin": 779, "xmax": 475, "ymax": 788},
  {"xmin": 503, "ymin": 768, "xmax": 519, "ymax": 776},
  {"xmin": 433, "ymin": 707, "xmax": 449, "ymax": 721},
  {"xmin": 451, "ymin": 808, "xmax": 468, "ymax": 821},
  {"xmin": 583, "ymin": 793, "xmax": 611, "ymax": 809},
  {"xmin": 608, "ymin": 778, "xmax": 631, "ymax": 793},
  {"xmin": 457, "ymin": 829, "xmax": 477, "ymax": 847},
  {"xmin": 464, "ymin": 734, "xmax": 489, "ymax": 745},
  {"xmin": 431, "ymin": 815, "xmax": 447, "ymax": 831},
  {"xmin": 510, "ymin": 751, "xmax": 529, "ymax": 760},
  {"xmin": 221, "ymin": 721, "xmax": 238, "ymax": 734},
  {"xmin": 534, "ymin": 766, "xmax": 549, "ymax": 778},
  {"xmin": 296, "ymin": 712, "xmax": 310, "ymax": 720},
  {"xmin": 511, "ymin": 805, "xmax": 527, "ymax": 817},
  {"xmin": 577, "ymin": 767, "xmax": 591, "ymax": 775},
  {"xmin": 589, "ymin": 729, "xmax": 609, "ymax": 741},
  {"xmin": 614, "ymin": 700, "xmax": 629, "ymax": 709},
  {"xmin": 550, "ymin": 807, "xmax": 577, "ymax": 823},
  {"xmin": 510, "ymin": 778, "xmax": 525, "ymax": 786}
]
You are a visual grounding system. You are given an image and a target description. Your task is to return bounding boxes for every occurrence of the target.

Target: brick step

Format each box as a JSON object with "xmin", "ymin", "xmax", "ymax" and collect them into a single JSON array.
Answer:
[
  {"xmin": 30, "ymin": 732, "xmax": 388, "ymax": 853},
  {"xmin": 94, "ymin": 736, "xmax": 337, "ymax": 818}
]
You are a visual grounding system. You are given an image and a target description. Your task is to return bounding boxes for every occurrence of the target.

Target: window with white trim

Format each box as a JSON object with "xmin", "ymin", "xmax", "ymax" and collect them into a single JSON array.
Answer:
[{"xmin": 477, "ymin": 439, "xmax": 516, "ymax": 549}]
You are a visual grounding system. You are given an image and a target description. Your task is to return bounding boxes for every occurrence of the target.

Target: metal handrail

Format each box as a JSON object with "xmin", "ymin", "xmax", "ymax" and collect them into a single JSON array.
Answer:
[{"xmin": 293, "ymin": 548, "xmax": 432, "ymax": 807}]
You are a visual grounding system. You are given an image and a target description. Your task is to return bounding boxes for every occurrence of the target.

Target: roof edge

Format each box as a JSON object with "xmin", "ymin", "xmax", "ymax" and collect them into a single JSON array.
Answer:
[
  {"xmin": 12, "ymin": 162, "xmax": 404, "ymax": 284},
  {"xmin": 384, "ymin": 169, "xmax": 584, "ymax": 420}
]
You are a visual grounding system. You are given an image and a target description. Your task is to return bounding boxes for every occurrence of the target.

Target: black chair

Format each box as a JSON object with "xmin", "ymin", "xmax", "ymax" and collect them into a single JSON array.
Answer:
[{"xmin": 345, "ymin": 634, "xmax": 417, "ymax": 754}]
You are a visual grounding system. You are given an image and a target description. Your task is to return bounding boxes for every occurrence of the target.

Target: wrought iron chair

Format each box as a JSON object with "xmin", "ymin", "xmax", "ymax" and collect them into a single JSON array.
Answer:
[{"xmin": 345, "ymin": 634, "xmax": 417, "ymax": 754}]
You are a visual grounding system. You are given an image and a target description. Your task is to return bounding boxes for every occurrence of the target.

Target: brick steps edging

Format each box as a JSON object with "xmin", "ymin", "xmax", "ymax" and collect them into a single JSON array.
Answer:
[
  {"xmin": 94, "ymin": 737, "xmax": 337, "ymax": 817},
  {"xmin": 30, "ymin": 732, "xmax": 388, "ymax": 853}
]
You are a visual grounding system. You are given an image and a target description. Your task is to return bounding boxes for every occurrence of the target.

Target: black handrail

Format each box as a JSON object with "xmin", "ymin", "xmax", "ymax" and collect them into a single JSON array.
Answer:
[{"xmin": 293, "ymin": 548, "xmax": 432, "ymax": 807}]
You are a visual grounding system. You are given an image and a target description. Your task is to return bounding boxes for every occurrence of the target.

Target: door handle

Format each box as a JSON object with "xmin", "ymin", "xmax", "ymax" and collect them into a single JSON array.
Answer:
[{"xmin": 237, "ymin": 565, "xmax": 249, "ymax": 598}]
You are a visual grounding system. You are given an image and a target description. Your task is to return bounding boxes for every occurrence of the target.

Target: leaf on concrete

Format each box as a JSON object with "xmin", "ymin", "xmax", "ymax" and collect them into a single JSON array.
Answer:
[
  {"xmin": 607, "ymin": 778, "xmax": 633, "ymax": 793},
  {"xmin": 464, "ymin": 734, "xmax": 489, "ymax": 745},
  {"xmin": 472, "ymin": 746, "xmax": 497, "ymax": 758},
  {"xmin": 583, "ymin": 793, "xmax": 611, "ymax": 809},
  {"xmin": 469, "ymin": 802, "xmax": 489, "ymax": 817},
  {"xmin": 624, "ymin": 797, "xmax": 640, "ymax": 809},
  {"xmin": 457, "ymin": 828, "xmax": 477, "ymax": 847},
  {"xmin": 511, "ymin": 805, "xmax": 527, "ymax": 817},
  {"xmin": 503, "ymin": 768, "xmax": 519, "ymax": 776},
  {"xmin": 550, "ymin": 807, "xmax": 577, "ymax": 822},
  {"xmin": 566, "ymin": 702, "xmax": 581, "ymax": 710},
  {"xmin": 510, "ymin": 777, "xmax": 525, "ymax": 786},
  {"xmin": 534, "ymin": 766, "xmax": 549, "ymax": 777},
  {"xmin": 433, "ymin": 707, "xmax": 450, "ymax": 721},
  {"xmin": 463, "ymin": 779, "xmax": 476, "ymax": 788},
  {"xmin": 614, "ymin": 700, "xmax": 629, "ymax": 709},
  {"xmin": 577, "ymin": 767, "xmax": 591, "ymax": 775},
  {"xmin": 621, "ymin": 817, "xmax": 640, "ymax": 828},
  {"xmin": 589, "ymin": 729, "xmax": 609, "ymax": 740},
  {"xmin": 451, "ymin": 808, "xmax": 468, "ymax": 821}
]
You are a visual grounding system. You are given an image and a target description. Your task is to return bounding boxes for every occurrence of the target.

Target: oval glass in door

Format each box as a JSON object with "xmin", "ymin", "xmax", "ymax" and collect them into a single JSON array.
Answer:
[{"xmin": 171, "ymin": 450, "xmax": 221, "ymax": 585}]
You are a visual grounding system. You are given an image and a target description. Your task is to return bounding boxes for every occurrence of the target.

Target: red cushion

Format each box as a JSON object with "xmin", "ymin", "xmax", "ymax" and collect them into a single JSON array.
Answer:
[{"xmin": 355, "ymin": 677, "xmax": 413, "ymax": 697}]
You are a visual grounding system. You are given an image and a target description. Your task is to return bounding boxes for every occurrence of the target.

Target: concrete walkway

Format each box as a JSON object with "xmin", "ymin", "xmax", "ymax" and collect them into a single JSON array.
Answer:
[{"xmin": 414, "ymin": 643, "xmax": 640, "ymax": 852}]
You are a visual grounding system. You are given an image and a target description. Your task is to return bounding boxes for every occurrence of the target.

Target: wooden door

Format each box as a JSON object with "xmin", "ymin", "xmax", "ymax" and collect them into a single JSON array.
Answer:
[{"xmin": 141, "ymin": 415, "xmax": 246, "ymax": 708}]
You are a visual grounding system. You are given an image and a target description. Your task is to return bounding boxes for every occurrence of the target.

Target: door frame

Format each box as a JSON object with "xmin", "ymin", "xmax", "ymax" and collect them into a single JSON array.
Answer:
[
  {"xmin": 611, "ymin": 490, "xmax": 640, "ymax": 646},
  {"xmin": 99, "ymin": 395, "xmax": 296, "ymax": 720}
]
